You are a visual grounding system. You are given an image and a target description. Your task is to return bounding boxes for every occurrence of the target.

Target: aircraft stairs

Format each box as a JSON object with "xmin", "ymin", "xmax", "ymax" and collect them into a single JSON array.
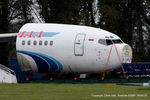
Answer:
[{"xmin": 0, "ymin": 64, "xmax": 17, "ymax": 83}]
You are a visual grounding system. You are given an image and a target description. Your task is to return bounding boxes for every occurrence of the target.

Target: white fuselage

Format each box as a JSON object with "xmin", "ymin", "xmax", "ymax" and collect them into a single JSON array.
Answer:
[{"xmin": 16, "ymin": 23, "xmax": 132, "ymax": 73}]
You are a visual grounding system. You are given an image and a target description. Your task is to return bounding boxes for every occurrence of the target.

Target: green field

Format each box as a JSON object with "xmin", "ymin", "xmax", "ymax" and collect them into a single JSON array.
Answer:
[{"xmin": 0, "ymin": 83, "xmax": 149, "ymax": 100}]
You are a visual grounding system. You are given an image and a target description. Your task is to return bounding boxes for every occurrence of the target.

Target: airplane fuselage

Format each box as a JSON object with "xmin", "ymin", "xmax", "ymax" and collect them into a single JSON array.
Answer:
[{"xmin": 16, "ymin": 23, "xmax": 132, "ymax": 73}]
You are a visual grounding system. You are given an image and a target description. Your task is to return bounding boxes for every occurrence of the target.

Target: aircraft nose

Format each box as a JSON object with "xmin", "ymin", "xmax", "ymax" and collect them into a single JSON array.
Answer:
[
  {"xmin": 105, "ymin": 43, "xmax": 132, "ymax": 70},
  {"xmin": 122, "ymin": 44, "xmax": 132, "ymax": 63}
]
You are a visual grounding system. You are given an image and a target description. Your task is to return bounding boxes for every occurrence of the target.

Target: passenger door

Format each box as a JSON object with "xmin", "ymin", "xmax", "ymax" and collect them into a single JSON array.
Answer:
[{"xmin": 74, "ymin": 33, "xmax": 86, "ymax": 56}]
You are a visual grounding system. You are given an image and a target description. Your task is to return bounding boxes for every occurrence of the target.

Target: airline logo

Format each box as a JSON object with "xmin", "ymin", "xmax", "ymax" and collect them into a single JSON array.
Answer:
[{"xmin": 18, "ymin": 31, "xmax": 60, "ymax": 38}]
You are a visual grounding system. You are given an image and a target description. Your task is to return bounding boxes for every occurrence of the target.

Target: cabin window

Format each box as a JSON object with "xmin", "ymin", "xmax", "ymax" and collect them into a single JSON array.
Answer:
[
  {"xmin": 22, "ymin": 40, "xmax": 25, "ymax": 45},
  {"xmin": 50, "ymin": 41, "xmax": 53, "ymax": 46},
  {"xmin": 27, "ymin": 40, "xmax": 31, "ymax": 45},
  {"xmin": 33, "ymin": 40, "xmax": 37, "ymax": 45},
  {"xmin": 112, "ymin": 39, "xmax": 122, "ymax": 44},
  {"xmin": 44, "ymin": 41, "xmax": 48, "ymax": 46},
  {"xmin": 39, "ymin": 40, "xmax": 42, "ymax": 45},
  {"xmin": 98, "ymin": 39, "xmax": 106, "ymax": 45},
  {"xmin": 106, "ymin": 39, "xmax": 113, "ymax": 45}
]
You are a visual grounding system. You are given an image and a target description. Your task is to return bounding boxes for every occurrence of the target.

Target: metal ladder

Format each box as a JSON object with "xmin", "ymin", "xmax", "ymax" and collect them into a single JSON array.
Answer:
[{"xmin": 0, "ymin": 64, "xmax": 17, "ymax": 83}]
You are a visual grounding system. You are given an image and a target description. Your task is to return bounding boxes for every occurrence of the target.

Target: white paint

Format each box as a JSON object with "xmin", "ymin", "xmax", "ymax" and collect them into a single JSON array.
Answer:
[{"xmin": 15, "ymin": 23, "xmax": 132, "ymax": 73}]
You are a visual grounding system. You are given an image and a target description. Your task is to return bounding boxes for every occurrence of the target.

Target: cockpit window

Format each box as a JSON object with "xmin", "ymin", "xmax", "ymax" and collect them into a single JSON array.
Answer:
[
  {"xmin": 112, "ymin": 39, "xmax": 122, "ymax": 44},
  {"xmin": 98, "ymin": 39, "xmax": 123, "ymax": 46},
  {"xmin": 98, "ymin": 39, "xmax": 107, "ymax": 45},
  {"xmin": 106, "ymin": 39, "xmax": 113, "ymax": 45}
]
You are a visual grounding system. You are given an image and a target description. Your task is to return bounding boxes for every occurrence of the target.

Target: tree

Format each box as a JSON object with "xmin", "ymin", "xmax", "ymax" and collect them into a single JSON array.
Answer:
[
  {"xmin": 37, "ymin": 0, "xmax": 81, "ymax": 24},
  {"xmin": 79, "ymin": 0, "xmax": 97, "ymax": 26},
  {"xmin": 0, "ymin": 0, "xmax": 9, "ymax": 32},
  {"xmin": 9, "ymin": 0, "xmax": 33, "ymax": 26},
  {"xmin": 0, "ymin": 0, "xmax": 10, "ymax": 65},
  {"xmin": 98, "ymin": 0, "xmax": 150, "ymax": 61},
  {"xmin": 0, "ymin": 0, "xmax": 33, "ymax": 65}
]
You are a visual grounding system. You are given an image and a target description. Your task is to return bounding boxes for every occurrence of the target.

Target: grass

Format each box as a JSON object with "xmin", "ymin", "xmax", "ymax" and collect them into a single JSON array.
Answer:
[{"xmin": 0, "ymin": 83, "xmax": 149, "ymax": 100}]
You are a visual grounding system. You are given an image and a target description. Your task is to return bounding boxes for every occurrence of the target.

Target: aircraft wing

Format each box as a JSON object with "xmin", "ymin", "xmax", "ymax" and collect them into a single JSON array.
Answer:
[{"xmin": 0, "ymin": 33, "xmax": 17, "ymax": 42}]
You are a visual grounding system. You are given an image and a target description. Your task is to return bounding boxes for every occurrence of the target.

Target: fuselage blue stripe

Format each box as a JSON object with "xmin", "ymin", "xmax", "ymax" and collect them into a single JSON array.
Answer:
[
  {"xmin": 17, "ymin": 50, "xmax": 50, "ymax": 73},
  {"xmin": 43, "ymin": 55, "xmax": 63, "ymax": 71},
  {"xmin": 16, "ymin": 50, "xmax": 63, "ymax": 72},
  {"xmin": 29, "ymin": 52, "xmax": 58, "ymax": 72},
  {"xmin": 41, "ymin": 32, "xmax": 60, "ymax": 37}
]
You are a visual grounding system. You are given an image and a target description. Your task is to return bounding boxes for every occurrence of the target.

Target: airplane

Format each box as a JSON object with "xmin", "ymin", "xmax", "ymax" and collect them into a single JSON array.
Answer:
[{"xmin": 0, "ymin": 23, "xmax": 132, "ymax": 74}]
